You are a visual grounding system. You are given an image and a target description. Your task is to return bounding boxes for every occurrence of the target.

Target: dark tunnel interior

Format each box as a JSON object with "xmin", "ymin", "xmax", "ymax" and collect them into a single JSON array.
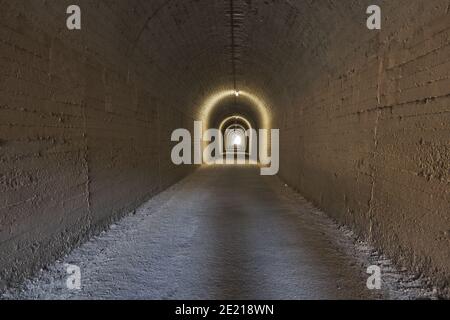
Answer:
[{"xmin": 0, "ymin": 0, "xmax": 449, "ymax": 300}]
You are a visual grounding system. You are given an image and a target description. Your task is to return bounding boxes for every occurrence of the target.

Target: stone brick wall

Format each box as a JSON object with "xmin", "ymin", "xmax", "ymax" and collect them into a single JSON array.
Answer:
[
  {"xmin": 0, "ymin": 0, "xmax": 194, "ymax": 287},
  {"xmin": 278, "ymin": 0, "xmax": 450, "ymax": 291}
]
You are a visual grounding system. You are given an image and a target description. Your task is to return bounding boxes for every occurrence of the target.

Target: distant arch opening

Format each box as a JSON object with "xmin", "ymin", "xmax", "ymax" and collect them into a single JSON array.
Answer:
[
  {"xmin": 198, "ymin": 90, "xmax": 271, "ymax": 165},
  {"xmin": 219, "ymin": 116, "xmax": 252, "ymax": 157},
  {"xmin": 225, "ymin": 125, "xmax": 247, "ymax": 154}
]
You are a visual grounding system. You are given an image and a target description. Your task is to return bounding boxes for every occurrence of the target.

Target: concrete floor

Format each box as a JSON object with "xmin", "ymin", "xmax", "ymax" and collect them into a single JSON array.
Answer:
[{"xmin": 4, "ymin": 166, "xmax": 431, "ymax": 300}]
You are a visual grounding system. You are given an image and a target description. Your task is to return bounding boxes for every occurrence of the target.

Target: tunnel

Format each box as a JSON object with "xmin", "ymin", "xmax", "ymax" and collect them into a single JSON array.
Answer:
[{"xmin": 0, "ymin": 0, "xmax": 449, "ymax": 300}]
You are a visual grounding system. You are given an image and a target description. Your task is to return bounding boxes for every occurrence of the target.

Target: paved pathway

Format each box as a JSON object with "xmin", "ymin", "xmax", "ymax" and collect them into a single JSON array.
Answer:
[{"xmin": 6, "ymin": 166, "xmax": 425, "ymax": 299}]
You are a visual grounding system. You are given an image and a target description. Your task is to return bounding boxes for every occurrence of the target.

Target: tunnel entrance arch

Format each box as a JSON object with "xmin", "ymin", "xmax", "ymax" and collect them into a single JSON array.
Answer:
[
  {"xmin": 220, "ymin": 116, "xmax": 252, "ymax": 157},
  {"xmin": 224, "ymin": 124, "xmax": 247, "ymax": 154},
  {"xmin": 199, "ymin": 90, "xmax": 271, "ymax": 165}
]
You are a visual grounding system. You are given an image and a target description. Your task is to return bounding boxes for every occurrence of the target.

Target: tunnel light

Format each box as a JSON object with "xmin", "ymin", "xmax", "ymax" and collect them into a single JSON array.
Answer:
[
  {"xmin": 234, "ymin": 90, "xmax": 240, "ymax": 97},
  {"xmin": 199, "ymin": 90, "xmax": 271, "ymax": 164},
  {"xmin": 233, "ymin": 135, "xmax": 242, "ymax": 146}
]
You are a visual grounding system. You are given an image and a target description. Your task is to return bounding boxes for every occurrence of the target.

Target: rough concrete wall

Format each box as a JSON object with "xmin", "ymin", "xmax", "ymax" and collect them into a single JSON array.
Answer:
[
  {"xmin": 279, "ymin": 1, "xmax": 450, "ymax": 292},
  {"xmin": 0, "ymin": 0, "xmax": 193, "ymax": 288}
]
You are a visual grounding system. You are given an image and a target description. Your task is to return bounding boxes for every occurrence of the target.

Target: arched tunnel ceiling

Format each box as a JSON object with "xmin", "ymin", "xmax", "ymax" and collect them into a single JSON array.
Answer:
[
  {"xmin": 127, "ymin": 0, "xmax": 385, "ymax": 121},
  {"xmin": 208, "ymin": 95, "xmax": 263, "ymax": 130}
]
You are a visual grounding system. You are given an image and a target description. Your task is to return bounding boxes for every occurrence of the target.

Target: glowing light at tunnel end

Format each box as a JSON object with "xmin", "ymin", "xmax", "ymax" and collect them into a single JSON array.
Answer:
[{"xmin": 169, "ymin": 89, "xmax": 278, "ymax": 175}]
